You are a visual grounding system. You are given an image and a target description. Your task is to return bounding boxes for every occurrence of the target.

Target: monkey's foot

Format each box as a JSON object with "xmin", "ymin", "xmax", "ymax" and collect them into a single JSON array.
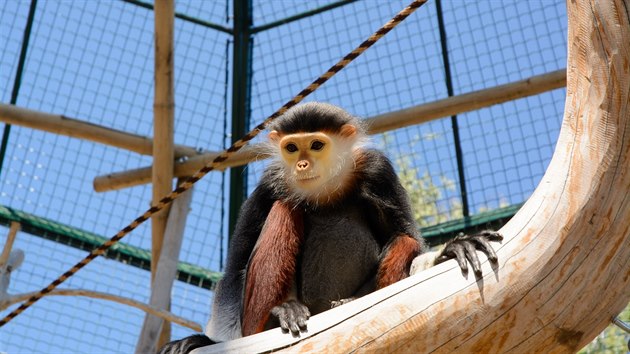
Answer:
[
  {"xmin": 331, "ymin": 297, "xmax": 356, "ymax": 308},
  {"xmin": 271, "ymin": 300, "xmax": 311, "ymax": 336},
  {"xmin": 158, "ymin": 334, "xmax": 215, "ymax": 354},
  {"xmin": 434, "ymin": 230, "xmax": 503, "ymax": 275}
]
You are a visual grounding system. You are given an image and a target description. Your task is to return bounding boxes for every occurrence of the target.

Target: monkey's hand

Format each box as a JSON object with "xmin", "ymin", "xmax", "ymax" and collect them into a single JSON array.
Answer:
[
  {"xmin": 434, "ymin": 230, "xmax": 503, "ymax": 275},
  {"xmin": 271, "ymin": 300, "xmax": 311, "ymax": 335}
]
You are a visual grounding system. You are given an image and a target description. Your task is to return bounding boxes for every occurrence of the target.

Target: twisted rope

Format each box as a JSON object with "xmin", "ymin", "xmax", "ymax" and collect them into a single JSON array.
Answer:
[{"xmin": 0, "ymin": 0, "xmax": 426, "ymax": 327}]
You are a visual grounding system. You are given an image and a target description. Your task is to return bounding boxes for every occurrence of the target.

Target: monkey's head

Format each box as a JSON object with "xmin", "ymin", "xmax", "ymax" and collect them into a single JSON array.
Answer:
[{"xmin": 267, "ymin": 102, "xmax": 368, "ymax": 205}]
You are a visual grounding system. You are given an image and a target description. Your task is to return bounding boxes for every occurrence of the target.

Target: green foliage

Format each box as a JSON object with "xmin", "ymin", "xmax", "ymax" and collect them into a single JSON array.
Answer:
[
  {"xmin": 395, "ymin": 156, "xmax": 462, "ymax": 227},
  {"xmin": 476, "ymin": 196, "xmax": 510, "ymax": 213},
  {"xmin": 578, "ymin": 303, "xmax": 630, "ymax": 353},
  {"xmin": 380, "ymin": 131, "xmax": 462, "ymax": 227}
]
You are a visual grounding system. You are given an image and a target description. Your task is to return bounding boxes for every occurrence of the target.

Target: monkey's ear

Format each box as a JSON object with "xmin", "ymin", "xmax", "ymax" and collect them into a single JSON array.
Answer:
[
  {"xmin": 339, "ymin": 124, "xmax": 357, "ymax": 138},
  {"xmin": 268, "ymin": 130, "xmax": 281, "ymax": 142}
]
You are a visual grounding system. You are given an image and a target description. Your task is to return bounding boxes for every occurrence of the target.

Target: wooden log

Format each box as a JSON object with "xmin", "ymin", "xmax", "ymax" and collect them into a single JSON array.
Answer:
[
  {"xmin": 92, "ymin": 69, "xmax": 566, "ymax": 192},
  {"xmin": 151, "ymin": 0, "xmax": 175, "ymax": 274},
  {"xmin": 193, "ymin": 0, "xmax": 630, "ymax": 352},
  {"xmin": 137, "ymin": 179, "xmax": 194, "ymax": 354},
  {"xmin": 93, "ymin": 145, "xmax": 261, "ymax": 192},
  {"xmin": 0, "ymin": 222, "xmax": 22, "ymax": 300},
  {"xmin": 366, "ymin": 68, "xmax": 566, "ymax": 134},
  {"xmin": 152, "ymin": 0, "xmax": 176, "ymax": 348},
  {"xmin": 0, "ymin": 222, "xmax": 20, "ymax": 268},
  {"xmin": 0, "ymin": 104, "xmax": 198, "ymax": 158}
]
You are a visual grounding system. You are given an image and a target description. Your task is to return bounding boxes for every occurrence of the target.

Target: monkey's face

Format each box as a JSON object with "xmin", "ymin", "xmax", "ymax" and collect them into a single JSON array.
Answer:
[
  {"xmin": 269, "ymin": 125, "xmax": 358, "ymax": 200},
  {"xmin": 272, "ymin": 131, "xmax": 334, "ymax": 190}
]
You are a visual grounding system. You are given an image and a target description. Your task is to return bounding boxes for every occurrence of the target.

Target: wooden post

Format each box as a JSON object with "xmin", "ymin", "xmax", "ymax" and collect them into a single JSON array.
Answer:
[
  {"xmin": 0, "ymin": 222, "xmax": 20, "ymax": 269},
  {"xmin": 136, "ymin": 179, "xmax": 194, "ymax": 354},
  {"xmin": 193, "ymin": 1, "xmax": 630, "ymax": 352},
  {"xmin": 0, "ymin": 222, "xmax": 22, "ymax": 300},
  {"xmin": 92, "ymin": 69, "xmax": 566, "ymax": 192},
  {"xmin": 152, "ymin": 0, "xmax": 175, "ymax": 348}
]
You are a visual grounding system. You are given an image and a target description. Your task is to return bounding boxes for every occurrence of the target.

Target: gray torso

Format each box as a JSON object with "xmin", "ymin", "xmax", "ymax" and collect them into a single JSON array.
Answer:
[{"xmin": 298, "ymin": 202, "xmax": 380, "ymax": 314}]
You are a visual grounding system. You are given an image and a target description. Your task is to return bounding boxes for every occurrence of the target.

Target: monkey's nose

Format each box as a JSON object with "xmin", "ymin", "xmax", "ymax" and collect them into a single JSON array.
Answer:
[{"xmin": 296, "ymin": 160, "xmax": 309, "ymax": 171}]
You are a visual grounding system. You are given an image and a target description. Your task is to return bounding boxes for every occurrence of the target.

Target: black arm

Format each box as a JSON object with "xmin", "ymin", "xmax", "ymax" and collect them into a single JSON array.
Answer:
[
  {"xmin": 205, "ymin": 179, "xmax": 276, "ymax": 341},
  {"xmin": 358, "ymin": 149, "xmax": 423, "ymax": 245}
]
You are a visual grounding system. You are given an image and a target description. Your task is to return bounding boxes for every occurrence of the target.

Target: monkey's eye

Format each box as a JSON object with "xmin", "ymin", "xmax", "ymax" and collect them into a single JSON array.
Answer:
[
  {"xmin": 311, "ymin": 141, "xmax": 325, "ymax": 151},
  {"xmin": 285, "ymin": 143, "xmax": 298, "ymax": 153}
]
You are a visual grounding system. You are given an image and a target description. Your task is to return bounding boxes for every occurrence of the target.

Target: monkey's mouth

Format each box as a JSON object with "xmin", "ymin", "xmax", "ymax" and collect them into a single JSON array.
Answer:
[{"xmin": 296, "ymin": 175, "xmax": 320, "ymax": 182}]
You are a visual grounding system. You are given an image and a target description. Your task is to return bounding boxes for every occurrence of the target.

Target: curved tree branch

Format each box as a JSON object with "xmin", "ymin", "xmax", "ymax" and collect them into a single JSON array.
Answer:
[{"xmin": 0, "ymin": 288, "xmax": 202, "ymax": 332}]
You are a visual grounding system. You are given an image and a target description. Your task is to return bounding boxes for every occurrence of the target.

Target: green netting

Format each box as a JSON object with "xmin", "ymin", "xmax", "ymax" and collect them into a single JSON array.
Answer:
[{"xmin": 0, "ymin": 205, "xmax": 222, "ymax": 290}]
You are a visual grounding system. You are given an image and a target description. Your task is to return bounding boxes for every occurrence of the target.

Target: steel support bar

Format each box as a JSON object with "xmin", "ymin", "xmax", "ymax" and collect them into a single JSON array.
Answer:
[
  {"xmin": 435, "ymin": 0, "xmax": 469, "ymax": 218},
  {"xmin": 228, "ymin": 0, "xmax": 253, "ymax": 237},
  {"xmin": 0, "ymin": 0, "xmax": 37, "ymax": 178}
]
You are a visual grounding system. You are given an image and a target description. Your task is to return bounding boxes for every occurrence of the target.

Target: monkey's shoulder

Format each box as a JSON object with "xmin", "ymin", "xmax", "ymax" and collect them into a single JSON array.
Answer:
[
  {"xmin": 352, "ymin": 148, "xmax": 407, "ymax": 201},
  {"xmin": 355, "ymin": 148, "xmax": 398, "ymax": 182}
]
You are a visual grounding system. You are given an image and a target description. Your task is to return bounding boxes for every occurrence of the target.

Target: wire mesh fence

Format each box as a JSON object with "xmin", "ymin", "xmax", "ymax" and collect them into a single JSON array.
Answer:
[
  {"xmin": 247, "ymin": 0, "xmax": 565, "ymax": 225},
  {"xmin": 2, "ymin": 1, "xmax": 625, "ymax": 353},
  {"xmin": 1, "ymin": 0, "xmax": 229, "ymax": 350}
]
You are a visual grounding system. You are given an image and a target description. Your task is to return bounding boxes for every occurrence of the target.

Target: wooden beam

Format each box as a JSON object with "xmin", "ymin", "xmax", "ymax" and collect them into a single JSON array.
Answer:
[
  {"xmin": 0, "ymin": 222, "xmax": 20, "ymax": 269},
  {"xmin": 0, "ymin": 222, "xmax": 22, "ymax": 300},
  {"xmin": 93, "ymin": 69, "xmax": 566, "ymax": 192},
  {"xmin": 137, "ymin": 179, "xmax": 194, "ymax": 354},
  {"xmin": 366, "ymin": 68, "xmax": 566, "ymax": 134},
  {"xmin": 152, "ymin": 0, "xmax": 175, "ymax": 348},
  {"xmin": 0, "ymin": 288, "xmax": 202, "ymax": 332},
  {"xmin": 0, "ymin": 104, "xmax": 198, "ymax": 158},
  {"xmin": 192, "ymin": 0, "xmax": 630, "ymax": 352},
  {"xmin": 93, "ymin": 145, "xmax": 261, "ymax": 192}
]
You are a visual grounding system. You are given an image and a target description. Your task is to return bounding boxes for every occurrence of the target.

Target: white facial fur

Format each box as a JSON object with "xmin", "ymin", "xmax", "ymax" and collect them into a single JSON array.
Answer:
[{"xmin": 268, "ymin": 125, "xmax": 367, "ymax": 206}]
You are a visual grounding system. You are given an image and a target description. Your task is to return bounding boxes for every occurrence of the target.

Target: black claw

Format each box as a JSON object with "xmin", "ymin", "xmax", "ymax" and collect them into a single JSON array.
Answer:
[
  {"xmin": 297, "ymin": 316, "xmax": 307, "ymax": 328},
  {"xmin": 452, "ymin": 244, "xmax": 468, "ymax": 272},
  {"xmin": 478, "ymin": 230, "xmax": 503, "ymax": 242},
  {"xmin": 289, "ymin": 322, "xmax": 299, "ymax": 334},
  {"xmin": 474, "ymin": 236, "xmax": 499, "ymax": 262},
  {"xmin": 271, "ymin": 300, "xmax": 310, "ymax": 335},
  {"xmin": 463, "ymin": 241, "xmax": 481, "ymax": 274},
  {"xmin": 288, "ymin": 311, "xmax": 296, "ymax": 332},
  {"xmin": 436, "ymin": 230, "xmax": 502, "ymax": 275},
  {"xmin": 331, "ymin": 297, "xmax": 356, "ymax": 308},
  {"xmin": 434, "ymin": 253, "xmax": 449, "ymax": 264}
]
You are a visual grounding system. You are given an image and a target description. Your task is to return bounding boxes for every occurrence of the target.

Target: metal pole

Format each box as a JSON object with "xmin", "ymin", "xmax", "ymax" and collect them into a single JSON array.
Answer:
[
  {"xmin": 228, "ymin": 0, "xmax": 253, "ymax": 237},
  {"xmin": 435, "ymin": 0, "xmax": 469, "ymax": 218},
  {"xmin": 0, "ymin": 0, "xmax": 38, "ymax": 178},
  {"xmin": 251, "ymin": 0, "xmax": 356, "ymax": 33},
  {"xmin": 121, "ymin": 0, "xmax": 233, "ymax": 34}
]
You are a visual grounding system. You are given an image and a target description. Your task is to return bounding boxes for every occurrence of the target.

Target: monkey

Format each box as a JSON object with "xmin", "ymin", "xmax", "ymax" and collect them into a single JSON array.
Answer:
[{"xmin": 159, "ymin": 102, "xmax": 502, "ymax": 354}]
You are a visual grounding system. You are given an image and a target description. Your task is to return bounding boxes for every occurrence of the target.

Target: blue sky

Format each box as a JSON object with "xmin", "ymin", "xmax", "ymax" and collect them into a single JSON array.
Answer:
[{"xmin": 0, "ymin": 1, "xmax": 567, "ymax": 352}]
